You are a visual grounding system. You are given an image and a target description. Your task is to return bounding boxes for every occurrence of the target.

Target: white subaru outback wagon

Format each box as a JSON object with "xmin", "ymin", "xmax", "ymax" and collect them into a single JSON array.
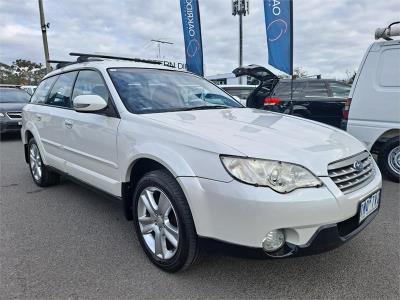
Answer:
[{"xmin": 22, "ymin": 54, "xmax": 382, "ymax": 272}]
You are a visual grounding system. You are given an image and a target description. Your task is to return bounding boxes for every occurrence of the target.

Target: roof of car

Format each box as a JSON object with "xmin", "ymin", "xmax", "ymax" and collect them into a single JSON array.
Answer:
[
  {"xmin": 0, "ymin": 84, "xmax": 22, "ymax": 88},
  {"xmin": 43, "ymin": 59, "xmax": 183, "ymax": 79},
  {"xmin": 279, "ymin": 78, "xmax": 346, "ymax": 83}
]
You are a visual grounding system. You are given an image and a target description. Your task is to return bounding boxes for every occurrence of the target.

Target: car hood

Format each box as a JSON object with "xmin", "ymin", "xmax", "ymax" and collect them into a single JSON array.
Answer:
[
  {"xmin": 143, "ymin": 108, "xmax": 367, "ymax": 176},
  {"xmin": 0, "ymin": 102, "xmax": 27, "ymax": 112}
]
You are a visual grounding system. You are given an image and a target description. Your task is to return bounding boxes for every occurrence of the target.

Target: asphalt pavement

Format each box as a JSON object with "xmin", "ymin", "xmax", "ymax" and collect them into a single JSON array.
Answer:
[{"xmin": 1, "ymin": 134, "xmax": 399, "ymax": 299}]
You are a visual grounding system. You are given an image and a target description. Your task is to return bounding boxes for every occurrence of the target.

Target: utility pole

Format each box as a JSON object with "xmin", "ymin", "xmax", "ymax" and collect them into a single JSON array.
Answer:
[
  {"xmin": 150, "ymin": 39, "xmax": 174, "ymax": 59},
  {"xmin": 232, "ymin": 0, "xmax": 249, "ymax": 84},
  {"xmin": 38, "ymin": 0, "xmax": 50, "ymax": 73}
]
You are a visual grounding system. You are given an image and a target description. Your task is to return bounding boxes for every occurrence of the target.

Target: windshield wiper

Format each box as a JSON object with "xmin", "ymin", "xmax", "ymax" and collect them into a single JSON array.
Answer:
[{"xmin": 181, "ymin": 105, "xmax": 231, "ymax": 111}]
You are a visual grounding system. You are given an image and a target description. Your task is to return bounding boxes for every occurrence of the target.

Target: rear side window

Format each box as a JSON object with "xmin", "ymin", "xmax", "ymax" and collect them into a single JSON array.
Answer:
[
  {"xmin": 379, "ymin": 48, "xmax": 400, "ymax": 87},
  {"xmin": 30, "ymin": 76, "xmax": 58, "ymax": 104},
  {"xmin": 304, "ymin": 81, "xmax": 328, "ymax": 98},
  {"xmin": 273, "ymin": 81, "xmax": 305, "ymax": 99},
  {"xmin": 72, "ymin": 70, "xmax": 109, "ymax": 102},
  {"xmin": 329, "ymin": 82, "xmax": 351, "ymax": 98},
  {"xmin": 47, "ymin": 72, "xmax": 78, "ymax": 108}
]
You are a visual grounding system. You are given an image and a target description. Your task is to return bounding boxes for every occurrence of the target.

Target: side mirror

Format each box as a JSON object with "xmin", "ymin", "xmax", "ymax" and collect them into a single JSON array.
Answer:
[{"xmin": 73, "ymin": 95, "xmax": 107, "ymax": 112}]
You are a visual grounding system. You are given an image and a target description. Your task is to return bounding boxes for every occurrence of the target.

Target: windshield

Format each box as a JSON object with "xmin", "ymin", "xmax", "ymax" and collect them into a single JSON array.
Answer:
[
  {"xmin": 0, "ymin": 88, "xmax": 30, "ymax": 103},
  {"xmin": 108, "ymin": 68, "xmax": 243, "ymax": 114}
]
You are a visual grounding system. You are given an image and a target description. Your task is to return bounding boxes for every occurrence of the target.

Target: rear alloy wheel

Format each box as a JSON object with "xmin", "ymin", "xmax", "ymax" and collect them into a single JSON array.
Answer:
[
  {"xmin": 378, "ymin": 137, "xmax": 400, "ymax": 183},
  {"xmin": 29, "ymin": 143, "xmax": 43, "ymax": 182},
  {"xmin": 133, "ymin": 170, "xmax": 200, "ymax": 272},
  {"xmin": 28, "ymin": 138, "xmax": 60, "ymax": 187}
]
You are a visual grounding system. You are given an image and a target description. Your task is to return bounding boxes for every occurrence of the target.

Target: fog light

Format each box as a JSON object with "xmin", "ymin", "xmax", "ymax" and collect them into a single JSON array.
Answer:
[{"xmin": 262, "ymin": 229, "xmax": 285, "ymax": 252}]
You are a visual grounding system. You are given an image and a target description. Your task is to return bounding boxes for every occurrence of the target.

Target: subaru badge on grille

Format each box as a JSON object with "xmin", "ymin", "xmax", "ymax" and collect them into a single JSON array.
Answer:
[{"xmin": 353, "ymin": 160, "xmax": 363, "ymax": 172}]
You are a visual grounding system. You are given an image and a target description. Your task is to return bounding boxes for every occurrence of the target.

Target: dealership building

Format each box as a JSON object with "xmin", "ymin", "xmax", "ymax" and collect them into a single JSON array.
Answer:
[{"xmin": 207, "ymin": 73, "xmax": 259, "ymax": 85}]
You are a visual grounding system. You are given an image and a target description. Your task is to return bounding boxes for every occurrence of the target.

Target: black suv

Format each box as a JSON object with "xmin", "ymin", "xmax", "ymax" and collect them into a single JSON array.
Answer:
[{"xmin": 233, "ymin": 65, "xmax": 351, "ymax": 128}]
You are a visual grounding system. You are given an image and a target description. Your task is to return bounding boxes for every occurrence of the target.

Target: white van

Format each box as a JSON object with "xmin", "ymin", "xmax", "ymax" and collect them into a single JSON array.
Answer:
[{"xmin": 344, "ymin": 23, "xmax": 400, "ymax": 182}]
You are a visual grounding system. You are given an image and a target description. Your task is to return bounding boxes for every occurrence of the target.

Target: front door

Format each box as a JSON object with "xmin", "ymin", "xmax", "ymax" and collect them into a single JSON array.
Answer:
[{"xmin": 62, "ymin": 70, "xmax": 121, "ymax": 196}]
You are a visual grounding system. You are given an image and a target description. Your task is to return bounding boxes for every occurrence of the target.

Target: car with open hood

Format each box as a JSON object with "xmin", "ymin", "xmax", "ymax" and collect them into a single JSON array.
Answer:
[{"xmin": 21, "ymin": 53, "xmax": 382, "ymax": 272}]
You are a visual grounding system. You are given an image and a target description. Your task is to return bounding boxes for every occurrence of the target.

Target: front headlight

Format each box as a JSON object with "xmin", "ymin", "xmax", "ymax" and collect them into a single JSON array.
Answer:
[
  {"xmin": 220, "ymin": 155, "xmax": 322, "ymax": 193},
  {"xmin": 0, "ymin": 112, "xmax": 5, "ymax": 117}
]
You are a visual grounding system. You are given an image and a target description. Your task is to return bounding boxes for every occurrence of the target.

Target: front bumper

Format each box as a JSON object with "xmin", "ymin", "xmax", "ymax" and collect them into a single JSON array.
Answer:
[
  {"xmin": 0, "ymin": 120, "xmax": 22, "ymax": 133},
  {"xmin": 200, "ymin": 208, "xmax": 379, "ymax": 258},
  {"xmin": 177, "ymin": 160, "xmax": 382, "ymax": 251}
]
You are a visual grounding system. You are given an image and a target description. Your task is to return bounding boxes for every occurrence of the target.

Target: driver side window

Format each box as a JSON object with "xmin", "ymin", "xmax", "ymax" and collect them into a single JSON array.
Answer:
[{"xmin": 72, "ymin": 70, "xmax": 110, "ymax": 103}]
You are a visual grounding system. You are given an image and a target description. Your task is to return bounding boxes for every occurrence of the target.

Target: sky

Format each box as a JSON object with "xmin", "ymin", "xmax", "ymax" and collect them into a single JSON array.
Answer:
[{"xmin": 0, "ymin": 0, "xmax": 398, "ymax": 79}]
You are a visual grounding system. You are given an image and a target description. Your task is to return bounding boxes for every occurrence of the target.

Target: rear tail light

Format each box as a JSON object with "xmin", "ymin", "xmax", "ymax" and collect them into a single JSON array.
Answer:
[
  {"xmin": 341, "ymin": 98, "xmax": 352, "ymax": 130},
  {"xmin": 264, "ymin": 97, "xmax": 282, "ymax": 106},
  {"xmin": 342, "ymin": 98, "xmax": 352, "ymax": 120}
]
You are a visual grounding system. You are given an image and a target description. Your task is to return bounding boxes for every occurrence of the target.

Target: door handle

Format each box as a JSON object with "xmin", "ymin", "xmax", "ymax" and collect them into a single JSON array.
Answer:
[{"xmin": 64, "ymin": 120, "xmax": 73, "ymax": 129}]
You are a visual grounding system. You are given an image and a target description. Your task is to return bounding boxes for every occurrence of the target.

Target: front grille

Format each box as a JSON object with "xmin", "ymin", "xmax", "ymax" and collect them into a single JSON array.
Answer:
[
  {"xmin": 6, "ymin": 111, "xmax": 22, "ymax": 119},
  {"xmin": 328, "ymin": 151, "xmax": 375, "ymax": 194}
]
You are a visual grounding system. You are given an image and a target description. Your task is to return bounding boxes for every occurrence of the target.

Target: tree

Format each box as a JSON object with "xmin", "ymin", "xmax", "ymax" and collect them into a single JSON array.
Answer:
[
  {"xmin": 0, "ymin": 59, "xmax": 50, "ymax": 85},
  {"xmin": 345, "ymin": 70, "xmax": 357, "ymax": 84},
  {"xmin": 293, "ymin": 67, "xmax": 308, "ymax": 78}
]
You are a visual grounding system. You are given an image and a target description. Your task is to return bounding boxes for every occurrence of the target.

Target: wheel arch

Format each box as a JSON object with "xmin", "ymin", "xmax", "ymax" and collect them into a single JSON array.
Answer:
[
  {"xmin": 121, "ymin": 154, "xmax": 194, "ymax": 221},
  {"xmin": 24, "ymin": 130, "xmax": 35, "ymax": 163},
  {"xmin": 371, "ymin": 129, "xmax": 400, "ymax": 154}
]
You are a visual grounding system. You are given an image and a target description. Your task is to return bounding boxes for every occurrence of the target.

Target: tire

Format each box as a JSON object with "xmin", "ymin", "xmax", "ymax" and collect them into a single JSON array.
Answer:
[
  {"xmin": 132, "ymin": 169, "xmax": 200, "ymax": 272},
  {"xmin": 28, "ymin": 138, "xmax": 60, "ymax": 187},
  {"xmin": 378, "ymin": 137, "xmax": 400, "ymax": 183}
]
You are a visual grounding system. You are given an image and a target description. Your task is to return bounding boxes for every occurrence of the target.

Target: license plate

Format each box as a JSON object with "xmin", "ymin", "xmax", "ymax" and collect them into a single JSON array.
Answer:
[
  {"xmin": 359, "ymin": 190, "xmax": 380, "ymax": 223},
  {"xmin": 18, "ymin": 121, "xmax": 22, "ymax": 125}
]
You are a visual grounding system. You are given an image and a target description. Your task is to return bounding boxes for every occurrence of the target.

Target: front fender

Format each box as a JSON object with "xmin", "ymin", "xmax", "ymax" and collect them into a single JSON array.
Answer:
[
  {"xmin": 122, "ymin": 143, "xmax": 194, "ymax": 181},
  {"xmin": 120, "ymin": 142, "xmax": 233, "ymax": 183}
]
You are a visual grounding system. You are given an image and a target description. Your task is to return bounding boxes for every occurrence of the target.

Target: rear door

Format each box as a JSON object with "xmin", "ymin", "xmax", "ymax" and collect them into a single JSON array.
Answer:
[
  {"xmin": 27, "ymin": 73, "xmax": 79, "ymax": 171},
  {"xmin": 232, "ymin": 64, "xmax": 278, "ymax": 82},
  {"xmin": 61, "ymin": 69, "xmax": 121, "ymax": 196},
  {"xmin": 302, "ymin": 80, "xmax": 343, "ymax": 127},
  {"xmin": 232, "ymin": 65, "xmax": 279, "ymax": 108}
]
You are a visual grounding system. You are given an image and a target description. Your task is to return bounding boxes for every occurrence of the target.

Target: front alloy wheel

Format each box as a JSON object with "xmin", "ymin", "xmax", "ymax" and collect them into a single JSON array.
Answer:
[
  {"xmin": 133, "ymin": 170, "xmax": 200, "ymax": 272},
  {"xmin": 137, "ymin": 187, "xmax": 179, "ymax": 260}
]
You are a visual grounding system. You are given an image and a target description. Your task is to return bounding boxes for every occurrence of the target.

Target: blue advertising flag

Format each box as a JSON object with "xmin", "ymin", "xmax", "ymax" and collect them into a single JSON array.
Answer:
[
  {"xmin": 263, "ymin": 0, "xmax": 293, "ymax": 75},
  {"xmin": 180, "ymin": 0, "xmax": 204, "ymax": 76}
]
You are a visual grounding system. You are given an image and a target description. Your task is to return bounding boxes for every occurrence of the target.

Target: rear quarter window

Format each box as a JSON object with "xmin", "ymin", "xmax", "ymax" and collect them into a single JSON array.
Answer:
[
  {"xmin": 329, "ymin": 82, "xmax": 351, "ymax": 98},
  {"xmin": 303, "ymin": 81, "xmax": 328, "ymax": 98},
  {"xmin": 378, "ymin": 48, "xmax": 400, "ymax": 87}
]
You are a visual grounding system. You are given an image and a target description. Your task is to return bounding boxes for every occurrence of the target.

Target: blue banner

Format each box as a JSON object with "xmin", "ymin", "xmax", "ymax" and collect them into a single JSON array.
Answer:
[
  {"xmin": 180, "ymin": 0, "xmax": 204, "ymax": 76},
  {"xmin": 263, "ymin": 0, "xmax": 293, "ymax": 75}
]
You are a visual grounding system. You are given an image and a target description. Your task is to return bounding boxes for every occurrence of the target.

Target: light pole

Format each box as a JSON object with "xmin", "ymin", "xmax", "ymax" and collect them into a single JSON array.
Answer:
[
  {"xmin": 38, "ymin": 0, "xmax": 50, "ymax": 73},
  {"xmin": 232, "ymin": 0, "xmax": 249, "ymax": 84}
]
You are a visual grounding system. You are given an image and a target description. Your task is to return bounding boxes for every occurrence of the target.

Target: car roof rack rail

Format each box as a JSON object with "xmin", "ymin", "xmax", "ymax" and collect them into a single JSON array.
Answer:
[
  {"xmin": 375, "ymin": 21, "xmax": 400, "ymax": 40},
  {"xmin": 69, "ymin": 52, "xmax": 163, "ymax": 65},
  {"xmin": 47, "ymin": 59, "xmax": 77, "ymax": 69}
]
